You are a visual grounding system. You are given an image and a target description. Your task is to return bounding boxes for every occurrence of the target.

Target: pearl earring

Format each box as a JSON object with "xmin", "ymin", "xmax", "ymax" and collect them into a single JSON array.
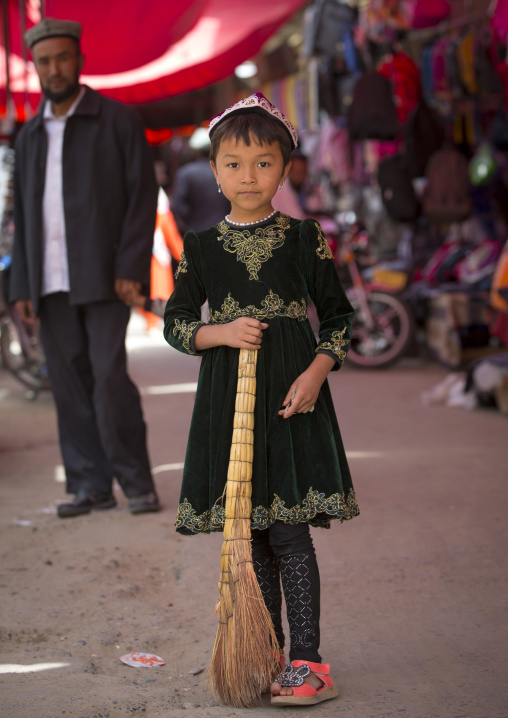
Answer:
[{"xmin": 218, "ymin": 185, "xmax": 222, "ymax": 194}]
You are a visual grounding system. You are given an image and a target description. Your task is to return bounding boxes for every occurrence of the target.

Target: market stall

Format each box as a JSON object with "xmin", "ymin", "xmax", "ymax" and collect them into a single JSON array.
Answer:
[{"xmin": 284, "ymin": 0, "xmax": 508, "ymax": 381}]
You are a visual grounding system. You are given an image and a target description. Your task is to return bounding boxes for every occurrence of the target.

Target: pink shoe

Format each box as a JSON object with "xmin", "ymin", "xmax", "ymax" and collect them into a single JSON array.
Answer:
[{"xmin": 271, "ymin": 660, "xmax": 339, "ymax": 706}]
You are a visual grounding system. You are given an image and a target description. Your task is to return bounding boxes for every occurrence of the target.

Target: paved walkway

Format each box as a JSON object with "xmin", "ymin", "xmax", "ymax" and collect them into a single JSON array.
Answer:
[{"xmin": 0, "ymin": 314, "xmax": 506, "ymax": 717}]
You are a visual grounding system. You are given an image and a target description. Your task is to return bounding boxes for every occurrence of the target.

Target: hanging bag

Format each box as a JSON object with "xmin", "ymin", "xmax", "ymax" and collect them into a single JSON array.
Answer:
[
  {"xmin": 378, "ymin": 154, "xmax": 421, "ymax": 222},
  {"xmin": 347, "ymin": 72, "xmax": 399, "ymax": 141},
  {"xmin": 318, "ymin": 57, "xmax": 359, "ymax": 117},
  {"xmin": 403, "ymin": 100, "xmax": 446, "ymax": 177},
  {"xmin": 422, "ymin": 148, "xmax": 472, "ymax": 223},
  {"xmin": 304, "ymin": 0, "xmax": 360, "ymax": 72}
]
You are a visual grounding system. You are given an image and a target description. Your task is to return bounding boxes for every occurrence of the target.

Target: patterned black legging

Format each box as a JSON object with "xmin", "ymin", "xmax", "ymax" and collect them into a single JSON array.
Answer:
[{"xmin": 251, "ymin": 521, "xmax": 321, "ymax": 664}]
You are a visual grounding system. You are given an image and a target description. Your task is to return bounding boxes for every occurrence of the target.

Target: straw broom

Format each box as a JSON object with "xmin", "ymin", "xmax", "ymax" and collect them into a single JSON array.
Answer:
[{"xmin": 210, "ymin": 348, "xmax": 281, "ymax": 708}]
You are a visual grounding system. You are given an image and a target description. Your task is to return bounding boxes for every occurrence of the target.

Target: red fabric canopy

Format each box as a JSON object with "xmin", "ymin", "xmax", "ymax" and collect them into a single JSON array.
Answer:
[
  {"xmin": 4, "ymin": 0, "xmax": 209, "ymax": 74},
  {"xmin": 1, "ymin": 0, "xmax": 306, "ymax": 118}
]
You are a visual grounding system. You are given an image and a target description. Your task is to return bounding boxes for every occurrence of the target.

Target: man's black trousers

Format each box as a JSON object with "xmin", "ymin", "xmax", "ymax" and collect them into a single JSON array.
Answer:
[{"xmin": 39, "ymin": 292, "xmax": 154, "ymax": 497}]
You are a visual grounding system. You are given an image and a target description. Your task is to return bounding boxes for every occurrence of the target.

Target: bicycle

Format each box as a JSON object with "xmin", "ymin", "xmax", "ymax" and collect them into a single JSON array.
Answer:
[
  {"xmin": 322, "ymin": 211, "xmax": 414, "ymax": 368},
  {"xmin": 0, "ymin": 144, "xmax": 49, "ymax": 398}
]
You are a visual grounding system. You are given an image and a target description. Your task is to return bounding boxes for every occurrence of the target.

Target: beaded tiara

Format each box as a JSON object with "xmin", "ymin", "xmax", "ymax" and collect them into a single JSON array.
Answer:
[{"xmin": 208, "ymin": 92, "xmax": 298, "ymax": 149}]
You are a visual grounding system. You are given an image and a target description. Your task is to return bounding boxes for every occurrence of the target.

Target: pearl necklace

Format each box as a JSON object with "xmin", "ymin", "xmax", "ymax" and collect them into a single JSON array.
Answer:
[{"xmin": 225, "ymin": 210, "xmax": 278, "ymax": 227}]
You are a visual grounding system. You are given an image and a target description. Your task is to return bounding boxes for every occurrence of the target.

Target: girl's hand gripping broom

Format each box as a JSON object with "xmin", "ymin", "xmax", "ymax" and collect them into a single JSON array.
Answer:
[{"xmin": 210, "ymin": 348, "xmax": 280, "ymax": 707}]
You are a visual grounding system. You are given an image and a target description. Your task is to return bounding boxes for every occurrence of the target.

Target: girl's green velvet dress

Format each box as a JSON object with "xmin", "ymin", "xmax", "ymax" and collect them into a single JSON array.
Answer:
[{"xmin": 163, "ymin": 212, "xmax": 359, "ymax": 535}]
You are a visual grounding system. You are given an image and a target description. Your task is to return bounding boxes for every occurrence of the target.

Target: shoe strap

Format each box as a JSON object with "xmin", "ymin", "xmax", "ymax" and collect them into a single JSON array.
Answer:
[{"xmin": 291, "ymin": 659, "xmax": 330, "ymax": 676}]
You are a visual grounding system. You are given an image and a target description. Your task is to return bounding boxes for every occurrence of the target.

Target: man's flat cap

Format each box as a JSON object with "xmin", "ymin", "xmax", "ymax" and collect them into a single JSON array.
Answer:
[{"xmin": 25, "ymin": 18, "xmax": 82, "ymax": 49}]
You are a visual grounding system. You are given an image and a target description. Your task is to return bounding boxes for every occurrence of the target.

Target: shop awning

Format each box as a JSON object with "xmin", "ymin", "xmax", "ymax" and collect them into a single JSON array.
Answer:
[
  {"xmin": 1, "ymin": 0, "xmax": 307, "ymax": 118},
  {"xmin": 3, "ymin": 0, "xmax": 209, "ymax": 75}
]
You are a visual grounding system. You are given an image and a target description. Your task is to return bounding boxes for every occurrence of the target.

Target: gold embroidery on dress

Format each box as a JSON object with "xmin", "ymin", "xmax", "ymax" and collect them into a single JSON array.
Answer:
[
  {"xmin": 175, "ymin": 488, "xmax": 360, "ymax": 534},
  {"xmin": 172, "ymin": 318, "xmax": 201, "ymax": 354},
  {"xmin": 316, "ymin": 327, "xmax": 349, "ymax": 364},
  {"xmin": 209, "ymin": 290, "xmax": 307, "ymax": 324},
  {"xmin": 176, "ymin": 499, "xmax": 225, "ymax": 533},
  {"xmin": 314, "ymin": 222, "xmax": 334, "ymax": 261},
  {"xmin": 217, "ymin": 213, "xmax": 291, "ymax": 280},
  {"xmin": 175, "ymin": 251, "xmax": 188, "ymax": 279}
]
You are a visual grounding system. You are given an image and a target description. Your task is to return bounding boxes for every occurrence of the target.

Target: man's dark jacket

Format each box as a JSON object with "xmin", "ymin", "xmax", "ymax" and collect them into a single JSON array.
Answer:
[
  {"xmin": 10, "ymin": 85, "xmax": 158, "ymax": 314},
  {"xmin": 171, "ymin": 158, "xmax": 230, "ymax": 235}
]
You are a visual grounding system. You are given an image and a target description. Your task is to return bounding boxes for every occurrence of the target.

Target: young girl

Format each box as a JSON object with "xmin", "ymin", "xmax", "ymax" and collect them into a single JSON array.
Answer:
[{"xmin": 163, "ymin": 93, "xmax": 359, "ymax": 707}]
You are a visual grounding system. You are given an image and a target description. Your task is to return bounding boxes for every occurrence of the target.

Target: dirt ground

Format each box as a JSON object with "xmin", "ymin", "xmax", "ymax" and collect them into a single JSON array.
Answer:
[{"xmin": 1, "ymin": 315, "xmax": 507, "ymax": 718}]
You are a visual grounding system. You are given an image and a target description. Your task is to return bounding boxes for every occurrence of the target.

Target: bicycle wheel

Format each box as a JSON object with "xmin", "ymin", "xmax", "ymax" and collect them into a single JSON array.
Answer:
[
  {"xmin": 346, "ymin": 290, "xmax": 413, "ymax": 368},
  {"xmin": 0, "ymin": 319, "xmax": 50, "ymax": 391}
]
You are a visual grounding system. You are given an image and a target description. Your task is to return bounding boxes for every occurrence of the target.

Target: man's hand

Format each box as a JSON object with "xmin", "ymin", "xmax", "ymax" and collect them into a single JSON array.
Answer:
[
  {"xmin": 14, "ymin": 299, "xmax": 36, "ymax": 325},
  {"xmin": 115, "ymin": 278, "xmax": 141, "ymax": 306}
]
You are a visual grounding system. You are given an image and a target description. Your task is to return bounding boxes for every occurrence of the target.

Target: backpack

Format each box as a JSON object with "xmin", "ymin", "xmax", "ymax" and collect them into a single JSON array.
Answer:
[
  {"xmin": 318, "ymin": 57, "xmax": 358, "ymax": 117},
  {"xmin": 378, "ymin": 155, "xmax": 420, "ymax": 222},
  {"xmin": 404, "ymin": 101, "xmax": 446, "ymax": 178},
  {"xmin": 304, "ymin": 0, "xmax": 360, "ymax": 72},
  {"xmin": 347, "ymin": 72, "xmax": 399, "ymax": 141},
  {"xmin": 422, "ymin": 149, "xmax": 472, "ymax": 224}
]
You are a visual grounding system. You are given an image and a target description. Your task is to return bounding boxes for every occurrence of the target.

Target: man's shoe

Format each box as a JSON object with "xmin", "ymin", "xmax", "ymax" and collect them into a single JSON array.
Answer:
[
  {"xmin": 57, "ymin": 491, "xmax": 117, "ymax": 518},
  {"xmin": 129, "ymin": 491, "xmax": 160, "ymax": 515}
]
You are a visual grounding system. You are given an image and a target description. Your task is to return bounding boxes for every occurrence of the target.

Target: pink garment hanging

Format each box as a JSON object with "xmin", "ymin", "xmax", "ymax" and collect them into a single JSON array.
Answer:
[
  {"xmin": 492, "ymin": 0, "xmax": 508, "ymax": 40},
  {"xmin": 406, "ymin": 0, "xmax": 450, "ymax": 29}
]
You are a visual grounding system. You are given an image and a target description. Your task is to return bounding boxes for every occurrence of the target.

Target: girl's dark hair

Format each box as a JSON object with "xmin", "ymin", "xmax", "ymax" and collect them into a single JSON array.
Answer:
[{"xmin": 210, "ymin": 112, "xmax": 293, "ymax": 169}]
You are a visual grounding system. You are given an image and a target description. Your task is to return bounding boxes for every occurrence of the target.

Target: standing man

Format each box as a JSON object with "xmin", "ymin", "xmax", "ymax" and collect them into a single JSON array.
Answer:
[
  {"xmin": 10, "ymin": 18, "xmax": 160, "ymax": 518},
  {"xmin": 170, "ymin": 127, "xmax": 230, "ymax": 235}
]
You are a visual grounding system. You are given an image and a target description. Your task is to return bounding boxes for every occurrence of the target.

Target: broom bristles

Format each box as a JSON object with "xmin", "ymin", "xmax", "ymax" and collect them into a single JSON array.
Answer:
[{"xmin": 211, "ymin": 540, "xmax": 281, "ymax": 707}]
